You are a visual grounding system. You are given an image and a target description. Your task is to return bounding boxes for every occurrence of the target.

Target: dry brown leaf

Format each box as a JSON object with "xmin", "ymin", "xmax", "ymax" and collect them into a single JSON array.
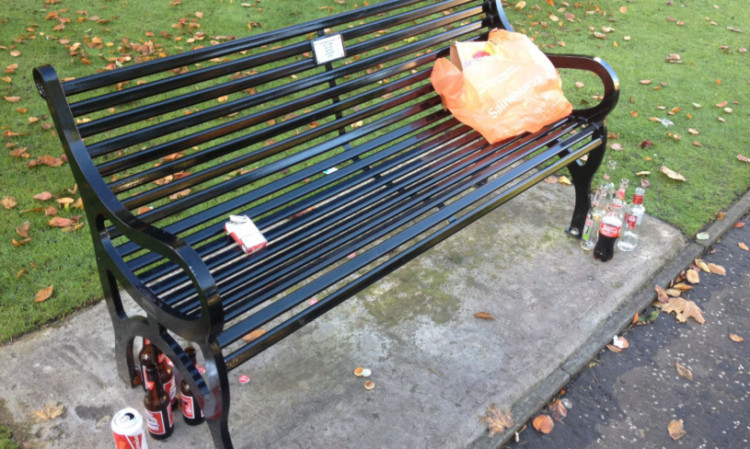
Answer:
[
  {"xmin": 707, "ymin": 263, "xmax": 726, "ymax": 276},
  {"xmin": 675, "ymin": 361, "xmax": 693, "ymax": 380},
  {"xmin": 606, "ymin": 344, "xmax": 622, "ymax": 353},
  {"xmin": 660, "ymin": 165, "xmax": 687, "ymax": 182},
  {"xmin": 242, "ymin": 329, "xmax": 266, "ymax": 342},
  {"xmin": 548, "ymin": 399, "xmax": 567, "ymax": 421},
  {"xmin": 481, "ymin": 404, "xmax": 514, "ymax": 437},
  {"xmin": 16, "ymin": 222, "xmax": 30, "ymax": 239},
  {"xmin": 558, "ymin": 176, "xmax": 572, "ymax": 185},
  {"xmin": 31, "ymin": 402, "xmax": 65, "ymax": 422},
  {"xmin": 34, "ymin": 285, "xmax": 54, "ymax": 303},
  {"xmin": 668, "ymin": 419, "xmax": 686, "ymax": 440},
  {"xmin": 666, "ymin": 288, "xmax": 682, "ymax": 297},
  {"xmin": 738, "ymin": 242, "xmax": 749, "ymax": 251},
  {"xmin": 532, "ymin": 414, "xmax": 554, "ymax": 434},
  {"xmin": 168, "ymin": 188, "xmax": 191, "ymax": 200},
  {"xmin": 671, "ymin": 283, "xmax": 693, "ymax": 291},
  {"xmin": 735, "ymin": 222, "xmax": 746, "ymax": 229},
  {"xmin": 48, "ymin": 217, "xmax": 75, "ymax": 228},
  {"xmin": 1, "ymin": 196, "xmax": 17, "ymax": 209},
  {"xmin": 695, "ymin": 259, "xmax": 710, "ymax": 273},
  {"xmin": 729, "ymin": 333, "xmax": 744, "ymax": 342},
  {"xmin": 474, "ymin": 311, "xmax": 495, "ymax": 320},
  {"xmin": 33, "ymin": 191, "xmax": 53, "ymax": 201},
  {"xmin": 685, "ymin": 269, "xmax": 700, "ymax": 284},
  {"xmin": 654, "ymin": 284, "xmax": 669, "ymax": 302},
  {"xmin": 658, "ymin": 297, "xmax": 705, "ymax": 324}
]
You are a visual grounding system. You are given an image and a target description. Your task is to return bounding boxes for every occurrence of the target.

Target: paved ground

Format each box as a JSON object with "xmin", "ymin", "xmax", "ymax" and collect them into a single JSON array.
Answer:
[
  {"xmin": 0, "ymin": 180, "xmax": 720, "ymax": 449},
  {"xmin": 504, "ymin": 208, "xmax": 750, "ymax": 449}
]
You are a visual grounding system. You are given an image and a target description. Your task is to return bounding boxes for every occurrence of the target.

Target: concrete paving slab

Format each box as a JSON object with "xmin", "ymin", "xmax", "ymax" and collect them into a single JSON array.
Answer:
[{"xmin": 0, "ymin": 182, "xmax": 685, "ymax": 449}]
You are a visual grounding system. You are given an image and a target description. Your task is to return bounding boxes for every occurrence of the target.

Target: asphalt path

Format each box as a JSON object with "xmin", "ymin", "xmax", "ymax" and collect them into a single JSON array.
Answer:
[{"xmin": 504, "ymin": 213, "xmax": 750, "ymax": 449}]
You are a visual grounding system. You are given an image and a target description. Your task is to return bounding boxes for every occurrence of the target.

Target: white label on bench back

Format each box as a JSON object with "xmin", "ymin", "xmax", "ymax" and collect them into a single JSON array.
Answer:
[{"xmin": 312, "ymin": 34, "xmax": 346, "ymax": 65}]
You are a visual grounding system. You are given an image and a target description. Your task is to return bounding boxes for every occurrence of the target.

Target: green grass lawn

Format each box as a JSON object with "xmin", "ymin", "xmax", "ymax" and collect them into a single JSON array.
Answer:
[{"xmin": 0, "ymin": 0, "xmax": 747, "ymax": 446}]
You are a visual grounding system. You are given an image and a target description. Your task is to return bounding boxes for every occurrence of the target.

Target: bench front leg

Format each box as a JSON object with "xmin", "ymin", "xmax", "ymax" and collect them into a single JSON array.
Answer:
[{"xmin": 565, "ymin": 127, "xmax": 607, "ymax": 237}]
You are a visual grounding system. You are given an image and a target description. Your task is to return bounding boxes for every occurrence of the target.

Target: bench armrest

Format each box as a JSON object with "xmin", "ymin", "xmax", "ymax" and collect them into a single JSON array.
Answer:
[
  {"xmin": 547, "ymin": 54, "xmax": 620, "ymax": 123},
  {"xmin": 34, "ymin": 65, "xmax": 224, "ymax": 340}
]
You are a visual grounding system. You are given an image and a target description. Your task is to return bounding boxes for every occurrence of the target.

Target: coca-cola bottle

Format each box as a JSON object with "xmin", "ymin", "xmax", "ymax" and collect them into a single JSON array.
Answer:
[
  {"xmin": 593, "ymin": 198, "xmax": 623, "ymax": 262},
  {"xmin": 180, "ymin": 346, "xmax": 205, "ymax": 426},
  {"xmin": 580, "ymin": 187, "xmax": 605, "ymax": 251},
  {"xmin": 143, "ymin": 362, "xmax": 174, "ymax": 440},
  {"xmin": 617, "ymin": 188, "xmax": 645, "ymax": 252}
]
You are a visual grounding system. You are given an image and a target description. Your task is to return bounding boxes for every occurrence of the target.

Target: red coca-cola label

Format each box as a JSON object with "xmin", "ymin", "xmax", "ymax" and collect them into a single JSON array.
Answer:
[
  {"xmin": 181, "ymin": 394, "xmax": 196, "ymax": 420},
  {"xmin": 625, "ymin": 213, "xmax": 637, "ymax": 229},
  {"xmin": 145, "ymin": 407, "xmax": 173, "ymax": 436},
  {"xmin": 599, "ymin": 221, "xmax": 620, "ymax": 238},
  {"xmin": 112, "ymin": 432, "xmax": 146, "ymax": 449}
]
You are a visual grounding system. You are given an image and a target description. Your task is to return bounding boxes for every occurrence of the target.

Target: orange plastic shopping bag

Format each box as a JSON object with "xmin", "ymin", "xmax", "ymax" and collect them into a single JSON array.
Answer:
[{"xmin": 430, "ymin": 29, "xmax": 572, "ymax": 144}]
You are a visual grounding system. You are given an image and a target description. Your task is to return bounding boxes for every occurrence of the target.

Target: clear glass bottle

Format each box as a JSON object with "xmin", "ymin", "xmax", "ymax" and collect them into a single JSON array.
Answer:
[
  {"xmin": 617, "ymin": 188, "xmax": 645, "ymax": 252},
  {"xmin": 580, "ymin": 188, "xmax": 604, "ymax": 251}
]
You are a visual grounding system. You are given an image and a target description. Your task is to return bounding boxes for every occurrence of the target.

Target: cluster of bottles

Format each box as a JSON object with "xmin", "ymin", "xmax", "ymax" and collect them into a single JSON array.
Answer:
[
  {"xmin": 580, "ymin": 161, "xmax": 646, "ymax": 262},
  {"xmin": 140, "ymin": 339, "xmax": 205, "ymax": 440}
]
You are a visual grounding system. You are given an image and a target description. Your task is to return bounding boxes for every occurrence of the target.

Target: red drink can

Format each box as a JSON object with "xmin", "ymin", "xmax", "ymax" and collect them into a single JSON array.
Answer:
[{"xmin": 111, "ymin": 408, "xmax": 148, "ymax": 449}]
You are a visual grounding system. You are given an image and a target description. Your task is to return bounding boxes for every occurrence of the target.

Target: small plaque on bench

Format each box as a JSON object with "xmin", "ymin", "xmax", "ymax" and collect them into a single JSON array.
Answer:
[{"xmin": 312, "ymin": 34, "xmax": 346, "ymax": 65}]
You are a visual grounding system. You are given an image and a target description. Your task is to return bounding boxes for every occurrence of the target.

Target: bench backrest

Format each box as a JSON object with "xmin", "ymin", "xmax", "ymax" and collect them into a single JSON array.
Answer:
[{"xmin": 35, "ymin": 0, "xmax": 510, "ymax": 264}]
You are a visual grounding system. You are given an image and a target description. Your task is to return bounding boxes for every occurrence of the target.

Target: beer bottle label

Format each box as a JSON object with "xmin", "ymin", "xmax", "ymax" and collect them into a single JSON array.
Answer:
[
  {"xmin": 145, "ymin": 407, "xmax": 173, "ymax": 435},
  {"xmin": 599, "ymin": 221, "xmax": 620, "ymax": 238},
  {"xmin": 181, "ymin": 394, "xmax": 196, "ymax": 420}
]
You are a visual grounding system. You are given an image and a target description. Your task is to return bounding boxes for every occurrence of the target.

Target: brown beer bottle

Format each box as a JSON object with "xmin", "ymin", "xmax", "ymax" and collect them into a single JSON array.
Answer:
[
  {"xmin": 138, "ymin": 339, "xmax": 157, "ymax": 391},
  {"xmin": 180, "ymin": 346, "xmax": 205, "ymax": 425},
  {"xmin": 143, "ymin": 362, "xmax": 174, "ymax": 440}
]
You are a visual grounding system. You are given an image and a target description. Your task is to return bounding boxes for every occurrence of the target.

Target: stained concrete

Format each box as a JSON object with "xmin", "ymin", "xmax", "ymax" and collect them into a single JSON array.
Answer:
[{"xmin": 0, "ymin": 181, "xmax": 685, "ymax": 449}]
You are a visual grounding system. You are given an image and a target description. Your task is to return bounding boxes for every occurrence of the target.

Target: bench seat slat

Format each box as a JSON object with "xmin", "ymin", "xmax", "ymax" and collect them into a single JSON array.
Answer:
[
  {"xmin": 219, "ymin": 126, "xmax": 600, "ymax": 363},
  {"xmin": 146, "ymin": 118, "xmax": 584, "ymax": 322}
]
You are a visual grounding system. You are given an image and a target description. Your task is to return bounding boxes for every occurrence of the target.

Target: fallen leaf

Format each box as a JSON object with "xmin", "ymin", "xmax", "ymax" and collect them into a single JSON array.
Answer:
[
  {"xmin": 31, "ymin": 402, "xmax": 64, "ymax": 422},
  {"xmin": 481, "ymin": 404, "xmax": 514, "ymax": 437},
  {"xmin": 48, "ymin": 217, "xmax": 75, "ymax": 228},
  {"xmin": 1, "ymin": 196, "xmax": 17, "ymax": 209},
  {"xmin": 3, "ymin": 95, "xmax": 21, "ymax": 103},
  {"xmin": 33, "ymin": 191, "xmax": 53, "ymax": 201},
  {"xmin": 473, "ymin": 311, "xmax": 495, "ymax": 320},
  {"xmin": 514, "ymin": 1, "xmax": 526, "ymax": 11},
  {"xmin": 34, "ymin": 285, "xmax": 54, "ymax": 303},
  {"xmin": 658, "ymin": 297, "xmax": 706, "ymax": 324},
  {"xmin": 717, "ymin": 211, "xmax": 726, "ymax": 220},
  {"xmin": 707, "ymin": 263, "xmax": 726, "ymax": 275},
  {"xmin": 533, "ymin": 414, "xmax": 554, "ymax": 434},
  {"xmin": 16, "ymin": 222, "xmax": 30, "ymax": 239},
  {"xmin": 654, "ymin": 284, "xmax": 670, "ymax": 302},
  {"xmin": 168, "ymin": 188, "xmax": 191, "ymax": 200},
  {"xmin": 242, "ymin": 329, "xmax": 266, "ymax": 342},
  {"xmin": 640, "ymin": 139, "xmax": 654, "ymax": 149},
  {"xmin": 671, "ymin": 283, "xmax": 693, "ymax": 291},
  {"xmin": 695, "ymin": 259, "xmax": 710, "ymax": 273},
  {"xmin": 737, "ymin": 154, "xmax": 750, "ymax": 163},
  {"xmin": 738, "ymin": 242, "xmax": 748, "ymax": 251},
  {"xmin": 735, "ymin": 222, "xmax": 746, "ymax": 228},
  {"xmin": 558, "ymin": 176, "xmax": 572, "ymax": 185},
  {"xmin": 685, "ymin": 268, "xmax": 700, "ymax": 284},
  {"xmin": 668, "ymin": 419, "xmax": 686, "ymax": 440},
  {"xmin": 729, "ymin": 333, "xmax": 744, "ymax": 343},
  {"xmin": 548, "ymin": 399, "xmax": 567, "ymax": 421},
  {"xmin": 613, "ymin": 335, "xmax": 629, "ymax": 349},
  {"xmin": 606, "ymin": 344, "xmax": 622, "ymax": 353},
  {"xmin": 675, "ymin": 361, "xmax": 693, "ymax": 380},
  {"xmin": 660, "ymin": 166, "xmax": 687, "ymax": 182}
]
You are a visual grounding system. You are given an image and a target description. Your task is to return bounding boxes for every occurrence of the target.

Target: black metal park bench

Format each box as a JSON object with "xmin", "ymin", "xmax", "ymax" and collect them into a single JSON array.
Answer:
[{"xmin": 34, "ymin": 1, "xmax": 618, "ymax": 447}]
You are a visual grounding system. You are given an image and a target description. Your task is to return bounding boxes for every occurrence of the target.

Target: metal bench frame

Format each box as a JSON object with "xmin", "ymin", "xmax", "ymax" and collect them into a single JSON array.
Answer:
[{"xmin": 34, "ymin": 1, "xmax": 618, "ymax": 447}]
